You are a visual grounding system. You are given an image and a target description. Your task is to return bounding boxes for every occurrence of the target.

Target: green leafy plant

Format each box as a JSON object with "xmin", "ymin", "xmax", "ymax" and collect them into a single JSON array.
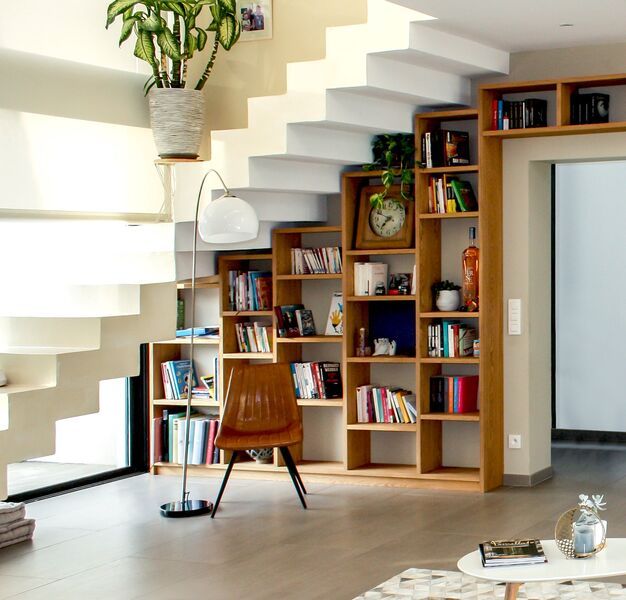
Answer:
[
  {"xmin": 432, "ymin": 280, "xmax": 461, "ymax": 293},
  {"xmin": 363, "ymin": 133, "xmax": 415, "ymax": 209},
  {"xmin": 106, "ymin": 0, "xmax": 241, "ymax": 93}
]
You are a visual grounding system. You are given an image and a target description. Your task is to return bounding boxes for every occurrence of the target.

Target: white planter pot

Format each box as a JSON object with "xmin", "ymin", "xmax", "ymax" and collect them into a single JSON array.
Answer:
[
  {"xmin": 436, "ymin": 290, "xmax": 460, "ymax": 311},
  {"xmin": 149, "ymin": 88, "xmax": 205, "ymax": 159}
]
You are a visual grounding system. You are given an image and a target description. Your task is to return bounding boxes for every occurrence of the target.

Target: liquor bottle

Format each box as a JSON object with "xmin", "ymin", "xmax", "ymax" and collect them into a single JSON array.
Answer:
[{"xmin": 462, "ymin": 227, "xmax": 479, "ymax": 311}]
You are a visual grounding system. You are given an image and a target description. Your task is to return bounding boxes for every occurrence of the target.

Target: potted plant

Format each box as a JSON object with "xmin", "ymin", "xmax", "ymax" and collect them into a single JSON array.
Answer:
[
  {"xmin": 106, "ymin": 0, "xmax": 241, "ymax": 159},
  {"xmin": 363, "ymin": 133, "xmax": 415, "ymax": 209},
  {"xmin": 432, "ymin": 280, "xmax": 461, "ymax": 311}
]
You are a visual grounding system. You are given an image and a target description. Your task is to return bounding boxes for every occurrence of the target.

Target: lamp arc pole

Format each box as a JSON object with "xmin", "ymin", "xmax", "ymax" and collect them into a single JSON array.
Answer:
[{"xmin": 160, "ymin": 169, "xmax": 258, "ymax": 518}]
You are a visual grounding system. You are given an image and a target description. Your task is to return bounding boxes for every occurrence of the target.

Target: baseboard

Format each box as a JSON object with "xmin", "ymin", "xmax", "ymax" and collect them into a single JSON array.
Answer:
[{"xmin": 503, "ymin": 466, "xmax": 553, "ymax": 487}]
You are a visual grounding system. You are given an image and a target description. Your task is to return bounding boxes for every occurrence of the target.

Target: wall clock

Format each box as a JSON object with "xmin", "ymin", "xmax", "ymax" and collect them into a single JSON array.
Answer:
[{"xmin": 354, "ymin": 185, "xmax": 414, "ymax": 249}]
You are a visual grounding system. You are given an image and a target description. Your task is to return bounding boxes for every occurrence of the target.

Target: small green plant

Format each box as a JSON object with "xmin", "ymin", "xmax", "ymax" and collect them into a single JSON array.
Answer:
[
  {"xmin": 106, "ymin": 0, "xmax": 241, "ymax": 93},
  {"xmin": 363, "ymin": 133, "xmax": 415, "ymax": 209},
  {"xmin": 432, "ymin": 280, "xmax": 461, "ymax": 293}
]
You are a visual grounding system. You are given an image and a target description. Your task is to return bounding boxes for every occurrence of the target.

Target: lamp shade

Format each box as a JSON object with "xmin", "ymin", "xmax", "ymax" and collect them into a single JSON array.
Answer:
[{"xmin": 198, "ymin": 193, "xmax": 259, "ymax": 244}]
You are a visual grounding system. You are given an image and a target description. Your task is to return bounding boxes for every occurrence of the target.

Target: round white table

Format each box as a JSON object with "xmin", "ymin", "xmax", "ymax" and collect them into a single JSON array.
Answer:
[{"xmin": 458, "ymin": 539, "xmax": 626, "ymax": 600}]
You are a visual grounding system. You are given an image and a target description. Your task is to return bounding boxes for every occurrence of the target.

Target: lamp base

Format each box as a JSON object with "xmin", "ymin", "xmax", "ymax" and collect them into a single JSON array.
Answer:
[{"xmin": 160, "ymin": 499, "xmax": 213, "ymax": 518}]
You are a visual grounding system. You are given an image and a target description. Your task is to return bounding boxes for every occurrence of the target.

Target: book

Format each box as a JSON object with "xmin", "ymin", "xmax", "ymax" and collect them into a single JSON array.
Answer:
[
  {"xmin": 163, "ymin": 360, "xmax": 197, "ymax": 399},
  {"xmin": 444, "ymin": 130, "xmax": 470, "ymax": 166},
  {"xmin": 356, "ymin": 385, "xmax": 415, "ymax": 423},
  {"xmin": 450, "ymin": 179, "xmax": 478, "ymax": 212},
  {"xmin": 429, "ymin": 375, "xmax": 478, "ymax": 413},
  {"xmin": 228, "ymin": 271, "xmax": 273, "ymax": 311},
  {"xmin": 291, "ymin": 247, "xmax": 342, "ymax": 274},
  {"xmin": 176, "ymin": 299, "xmax": 185, "ymax": 330},
  {"xmin": 152, "ymin": 417, "xmax": 163, "ymax": 463},
  {"xmin": 289, "ymin": 362, "xmax": 342, "ymax": 399},
  {"xmin": 205, "ymin": 419, "xmax": 219, "ymax": 465},
  {"xmin": 354, "ymin": 262, "xmax": 388, "ymax": 296},
  {"xmin": 479, "ymin": 539, "xmax": 547, "ymax": 567},
  {"xmin": 325, "ymin": 292, "xmax": 343, "ymax": 336},
  {"xmin": 295, "ymin": 309, "xmax": 316, "ymax": 336},
  {"xmin": 276, "ymin": 304, "xmax": 304, "ymax": 337}
]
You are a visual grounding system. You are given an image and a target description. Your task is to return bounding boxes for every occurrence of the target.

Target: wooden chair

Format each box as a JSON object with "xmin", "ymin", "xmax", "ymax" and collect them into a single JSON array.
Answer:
[{"xmin": 210, "ymin": 363, "xmax": 307, "ymax": 517}]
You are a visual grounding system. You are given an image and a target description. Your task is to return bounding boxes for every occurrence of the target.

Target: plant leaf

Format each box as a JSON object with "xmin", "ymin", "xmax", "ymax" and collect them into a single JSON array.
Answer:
[
  {"xmin": 218, "ymin": 0, "xmax": 236, "ymax": 13},
  {"xmin": 196, "ymin": 28, "xmax": 208, "ymax": 51},
  {"xmin": 119, "ymin": 16, "xmax": 137, "ymax": 45},
  {"xmin": 206, "ymin": 20, "xmax": 218, "ymax": 31},
  {"xmin": 186, "ymin": 31, "xmax": 197, "ymax": 57},
  {"xmin": 158, "ymin": 28, "xmax": 182, "ymax": 60},
  {"xmin": 134, "ymin": 29, "xmax": 158, "ymax": 65},
  {"xmin": 217, "ymin": 14, "xmax": 239, "ymax": 50},
  {"xmin": 164, "ymin": 1, "xmax": 186, "ymax": 17},
  {"xmin": 140, "ymin": 11, "xmax": 162, "ymax": 31},
  {"xmin": 106, "ymin": 0, "xmax": 139, "ymax": 27}
]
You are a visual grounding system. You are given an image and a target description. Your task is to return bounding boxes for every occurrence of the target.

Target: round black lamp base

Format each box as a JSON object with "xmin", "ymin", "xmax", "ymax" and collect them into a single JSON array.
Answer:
[{"xmin": 160, "ymin": 499, "xmax": 213, "ymax": 518}]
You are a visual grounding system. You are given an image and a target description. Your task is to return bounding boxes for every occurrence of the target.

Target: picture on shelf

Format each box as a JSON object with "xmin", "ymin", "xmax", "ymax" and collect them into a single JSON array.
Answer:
[
  {"xmin": 237, "ymin": 0, "xmax": 273, "ymax": 41},
  {"xmin": 295, "ymin": 309, "xmax": 316, "ymax": 336},
  {"xmin": 275, "ymin": 304, "xmax": 304, "ymax": 338},
  {"xmin": 325, "ymin": 292, "xmax": 343, "ymax": 336}
]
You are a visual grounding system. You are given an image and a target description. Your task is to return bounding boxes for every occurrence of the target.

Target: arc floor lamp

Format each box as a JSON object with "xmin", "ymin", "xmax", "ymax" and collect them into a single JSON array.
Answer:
[{"xmin": 160, "ymin": 169, "xmax": 259, "ymax": 518}]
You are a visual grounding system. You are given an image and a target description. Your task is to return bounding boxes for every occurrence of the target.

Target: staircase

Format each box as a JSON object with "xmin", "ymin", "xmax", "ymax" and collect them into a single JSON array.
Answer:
[{"xmin": 0, "ymin": 0, "xmax": 509, "ymax": 499}]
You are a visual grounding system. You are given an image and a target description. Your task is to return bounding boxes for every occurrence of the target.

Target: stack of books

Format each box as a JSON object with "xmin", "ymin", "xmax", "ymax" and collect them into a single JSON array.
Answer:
[
  {"xmin": 290, "ymin": 362, "xmax": 342, "ymax": 399},
  {"xmin": 291, "ymin": 247, "xmax": 342, "ymax": 274},
  {"xmin": 491, "ymin": 99, "xmax": 547, "ymax": 130},
  {"xmin": 192, "ymin": 376, "xmax": 215, "ymax": 402},
  {"xmin": 428, "ymin": 321, "xmax": 477, "ymax": 358},
  {"xmin": 428, "ymin": 176, "xmax": 477, "ymax": 214},
  {"xmin": 421, "ymin": 130, "xmax": 470, "ymax": 168},
  {"xmin": 153, "ymin": 411, "xmax": 221, "ymax": 465},
  {"xmin": 175, "ymin": 326, "xmax": 219, "ymax": 339},
  {"xmin": 429, "ymin": 375, "xmax": 479, "ymax": 414},
  {"xmin": 235, "ymin": 322, "xmax": 272, "ymax": 352},
  {"xmin": 356, "ymin": 386, "xmax": 417, "ymax": 424},
  {"xmin": 161, "ymin": 358, "xmax": 218, "ymax": 401},
  {"xmin": 479, "ymin": 539, "xmax": 547, "ymax": 567},
  {"xmin": 228, "ymin": 270, "xmax": 272, "ymax": 311}
]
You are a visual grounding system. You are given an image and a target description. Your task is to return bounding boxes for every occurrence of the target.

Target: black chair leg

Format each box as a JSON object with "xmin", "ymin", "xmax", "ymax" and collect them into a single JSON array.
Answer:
[
  {"xmin": 280, "ymin": 446, "xmax": 307, "ymax": 495},
  {"xmin": 211, "ymin": 450, "xmax": 238, "ymax": 518},
  {"xmin": 279, "ymin": 447, "xmax": 307, "ymax": 509}
]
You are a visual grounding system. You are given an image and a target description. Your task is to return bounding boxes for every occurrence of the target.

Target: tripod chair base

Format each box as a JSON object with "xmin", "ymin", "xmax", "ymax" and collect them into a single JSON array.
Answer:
[{"xmin": 210, "ymin": 447, "xmax": 307, "ymax": 517}]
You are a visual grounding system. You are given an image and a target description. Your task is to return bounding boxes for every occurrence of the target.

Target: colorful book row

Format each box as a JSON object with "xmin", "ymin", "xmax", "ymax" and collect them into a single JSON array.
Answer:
[
  {"xmin": 153, "ymin": 411, "xmax": 220, "ymax": 465},
  {"xmin": 427, "ymin": 176, "xmax": 477, "ymax": 214},
  {"xmin": 291, "ymin": 247, "xmax": 342, "ymax": 274},
  {"xmin": 429, "ymin": 375, "xmax": 478, "ymax": 414},
  {"xmin": 356, "ymin": 386, "xmax": 417, "ymax": 424},
  {"xmin": 228, "ymin": 270, "xmax": 272, "ymax": 311},
  {"xmin": 235, "ymin": 322, "xmax": 272, "ymax": 353},
  {"xmin": 427, "ymin": 321, "xmax": 477, "ymax": 358},
  {"xmin": 161, "ymin": 358, "xmax": 218, "ymax": 401},
  {"xmin": 290, "ymin": 362, "xmax": 342, "ymax": 399}
]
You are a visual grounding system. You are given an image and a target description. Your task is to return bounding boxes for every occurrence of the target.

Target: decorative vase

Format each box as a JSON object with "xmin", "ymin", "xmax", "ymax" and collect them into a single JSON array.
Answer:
[
  {"xmin": 246, "ymin": 448, "xmax": 273, "ymax": 464},
  {"xmin": 436, "ymin": 290, "xmax": 460, "ymax": 311},
  {"xmin": 148, "ymin": 88, "xmax": 205, "ymax": 159}
]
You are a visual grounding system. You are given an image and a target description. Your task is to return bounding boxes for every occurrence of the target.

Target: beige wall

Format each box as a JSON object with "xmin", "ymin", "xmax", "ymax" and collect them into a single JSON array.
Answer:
[{"xmin": 190, "ymin": 0, "xmax": 367, "ymax": 156}]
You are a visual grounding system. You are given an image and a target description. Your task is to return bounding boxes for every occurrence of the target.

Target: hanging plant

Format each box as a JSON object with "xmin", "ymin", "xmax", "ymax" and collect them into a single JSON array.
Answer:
[{"xmin": 363, "ymin": 133, "xmax": 416, "ymax": 210}]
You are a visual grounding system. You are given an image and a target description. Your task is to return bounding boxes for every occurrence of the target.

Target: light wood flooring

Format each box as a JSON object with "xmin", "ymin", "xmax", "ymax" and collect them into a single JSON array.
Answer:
[{"xmin": 1, "ymin": 445, "xmax": 626, "ymax": 599}]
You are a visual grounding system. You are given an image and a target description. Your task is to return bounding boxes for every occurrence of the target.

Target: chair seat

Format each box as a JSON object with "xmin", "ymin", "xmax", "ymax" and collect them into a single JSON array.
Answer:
[{"xmin": 216, "ymin": 421, "xmax": 302, "ymax": 451}]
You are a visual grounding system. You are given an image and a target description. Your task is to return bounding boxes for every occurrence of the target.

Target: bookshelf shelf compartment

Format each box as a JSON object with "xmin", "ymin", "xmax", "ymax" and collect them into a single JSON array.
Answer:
[
  {"xmin": 276, "ymin": 336, "xmax": 343, "ymax": 344},
  {"xmin": 421, "ymin": 412, "xmax": 480, "ymax": 422},
  {"xmin": 420, "ymin": 212, "xmax": 479, "ymax": 220},
  {"xmin": 153, "ymin": 399, "xmax": 219, "ymax": 408},
  {"xmin": 420, "ymin": 312, "xmax": 479, "ymax": 319},
  {"xmin": 346, "ymin": 356, "xmax": 416, "ymax": 364},
  {"xmin": 275, "ymin": 274, "xmax": 342, "ymax": 281},
  {"xmin": 297, "ymin": 399, "xmax": 343, "ymax": 407},
  {"xmin": 222, "ymin": 352, "xmax": 274, "ymax": 360},
  {"xmin": 418, "ymin": 165, "xmax": 479, "ymax": 175},
  {"xmin": 420, "ymin": 357, "xmax": 479, "ymax": 364},
  {"xmin": 222, "ymin": 310, "xmax": 274, "ymax": 317},
  {"xmin": 347, "ymin": 423, "xmax": 416, "ymax": 432},
  {"xmin": 346, "ymin": 295, "xmax": 415, "ymax": 302},
  {"xmin": 345, "ymin": 248, "xmax": 415, "ymax": 256}
]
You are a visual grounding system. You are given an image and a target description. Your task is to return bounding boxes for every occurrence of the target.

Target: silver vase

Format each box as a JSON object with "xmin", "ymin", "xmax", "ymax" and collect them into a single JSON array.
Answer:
[{"xmin": 148, "ymin": 88, "xmax": 205, "ymax": 159}]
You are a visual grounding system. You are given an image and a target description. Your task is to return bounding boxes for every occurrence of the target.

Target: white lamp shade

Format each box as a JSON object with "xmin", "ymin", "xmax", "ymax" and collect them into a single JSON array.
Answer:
[{"xmin": 198, "ymin": 194, "xmax": 259, "ymax": 244}]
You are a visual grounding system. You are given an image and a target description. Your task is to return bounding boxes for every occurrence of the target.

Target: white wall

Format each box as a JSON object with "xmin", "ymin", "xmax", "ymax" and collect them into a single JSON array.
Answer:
[{"xmin": 555, "ymin": 161, "xmax": 626, "ymax": 432}]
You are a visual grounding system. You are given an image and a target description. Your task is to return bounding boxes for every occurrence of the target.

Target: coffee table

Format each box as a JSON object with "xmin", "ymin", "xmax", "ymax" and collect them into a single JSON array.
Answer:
[{"xmin": 458, "ymin": 539, "xmax": 626, "ymax": 600}]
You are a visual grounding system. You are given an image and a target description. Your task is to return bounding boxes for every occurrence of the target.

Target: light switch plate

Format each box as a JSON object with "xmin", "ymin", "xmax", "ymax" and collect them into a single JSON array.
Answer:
[{"xmin": 508, "ymin": 298, "xmax": 522, "ymax": 335}]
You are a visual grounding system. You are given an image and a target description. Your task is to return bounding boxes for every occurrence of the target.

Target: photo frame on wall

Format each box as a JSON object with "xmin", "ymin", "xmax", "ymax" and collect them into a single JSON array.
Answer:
[{"xmin": 237, "ymin": 0, "xmax": 273, "ymax": 41}]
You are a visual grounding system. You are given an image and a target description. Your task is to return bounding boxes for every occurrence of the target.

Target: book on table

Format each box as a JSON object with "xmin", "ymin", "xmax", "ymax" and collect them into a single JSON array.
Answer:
[{"xmin": 479, "ymin": 539, "xmax": 547, "ymax": 567}]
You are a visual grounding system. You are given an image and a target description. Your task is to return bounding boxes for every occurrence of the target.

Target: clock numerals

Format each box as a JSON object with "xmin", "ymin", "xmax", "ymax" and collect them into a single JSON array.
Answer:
[{"xmin": 369, "ymin": 200, "xmax": 406, "ymax": 238}]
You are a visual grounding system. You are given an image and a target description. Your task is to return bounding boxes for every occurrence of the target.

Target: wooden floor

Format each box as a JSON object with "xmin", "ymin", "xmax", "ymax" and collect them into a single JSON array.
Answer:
[{"xmin": 1, "ymin": 445, "xmax": 626, "ymax": 599}]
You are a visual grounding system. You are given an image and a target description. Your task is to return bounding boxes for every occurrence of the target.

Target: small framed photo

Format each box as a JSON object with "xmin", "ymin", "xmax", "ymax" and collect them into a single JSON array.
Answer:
[{"xmin": 237, "ymin": 0, "xmax": 273, "ymax": 41}]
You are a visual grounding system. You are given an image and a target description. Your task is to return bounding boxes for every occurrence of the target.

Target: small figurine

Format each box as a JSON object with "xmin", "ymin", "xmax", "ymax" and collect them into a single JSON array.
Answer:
[
  {"xmin": 356, "ymin": 327, "xmax": 372, "ymax": 357},
  {"xmin": 373, "ymin": 338, "xmax": 397, "ymax": 356}
]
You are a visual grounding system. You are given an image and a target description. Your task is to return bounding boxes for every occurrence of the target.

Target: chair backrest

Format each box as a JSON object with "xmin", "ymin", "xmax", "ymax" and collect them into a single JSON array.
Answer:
[{"xmin": 219, "ymin": 363, "xmax": 301, "ymax": 436}]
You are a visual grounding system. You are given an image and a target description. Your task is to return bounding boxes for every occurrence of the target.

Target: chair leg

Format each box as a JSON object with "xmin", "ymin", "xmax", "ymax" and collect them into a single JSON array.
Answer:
[
  {"xmin": 211, "ymin": 450, "xmax": 238, "ymax": 518},
  {"xmin": 279, "ymin": 447, "xmax": 307, "ymax": 509},
  {"xmin": 280, "ymin": 446, "xmax": 307, "ymax": 495}
]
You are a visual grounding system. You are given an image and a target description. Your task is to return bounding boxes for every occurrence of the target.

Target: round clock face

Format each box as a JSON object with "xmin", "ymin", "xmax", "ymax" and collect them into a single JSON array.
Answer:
[{"xmin": 369, "ymin": 199, "xmax": 406, "ymax": 238}]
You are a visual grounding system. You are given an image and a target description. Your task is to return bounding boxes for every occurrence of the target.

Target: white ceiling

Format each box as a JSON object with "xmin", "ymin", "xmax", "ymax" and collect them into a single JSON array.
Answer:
[{"xmin": 390, "ymin": 0, "xmax": 626, "ymax": 52}]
